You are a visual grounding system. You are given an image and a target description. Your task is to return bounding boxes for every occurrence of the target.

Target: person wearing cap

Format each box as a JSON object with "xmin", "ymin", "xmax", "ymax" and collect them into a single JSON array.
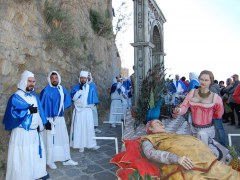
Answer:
[
  {"xmin": 221, "ymin": 74, "xmax": 240, "ymax": 125},
  {"xmin": 3, "ymin": 70, "xmax": 49, "ymax": 180},
  {"xmin": 40, "ymin": 71, "xmax": 78, "ymax": 169},
  {"xmin": 70, "ymin": 70, "xmax": 100, "ymax": 152},
  {"xmin": 87, "ymin": 72, "xmax": 101, "ymax": 133}
]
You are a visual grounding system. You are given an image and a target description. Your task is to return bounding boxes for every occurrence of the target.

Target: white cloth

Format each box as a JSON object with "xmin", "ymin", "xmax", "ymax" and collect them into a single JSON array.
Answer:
[
  {"xmin": 17, "ymin": 70, "xmax": 34, "ymax": 91},
  {"xmin": 92, "ymin": 105, "xmax": 99, "ymax": 127},
  {"xmin": 173, "ymin": 79, "xmax": 185, "ymax": 94},
  {"xmin": 47, "ymin": 71, "xmax": 65, "ymax": 116},
  {"xmin": 80, "ymin": 70, "xmax": 88, "ymax": 78},
  {"xmin": 47, "ymin": 70, "xmax": 62, "ymax": 86},
  {"xmin": 121, "ymin": 85, "xmax": 128, "ymax": 120},
  {"xmin": 189, "ymin": 72, "xmax": 199, "ymax": 81},
  {"xmin": 41, "ymin": 117, "xmax": 71, "ymax": 165},
  {"xmin": 109, "ymin": 84, "xmax": 124, "ymax": 124},
  {"xmin": 6, "ymin": 90, "xmax": 47, "ymax": 180},
  {"xmin": 41, "ymin": 71, "xmax": 71, "ymax": 165},
  {"xmin": 191, "ymin": 125, "xmax": 219, "ymax": 156},
  {"xmin": 70, "ymin": 84, "xmax": 97, "ymax": 148}
]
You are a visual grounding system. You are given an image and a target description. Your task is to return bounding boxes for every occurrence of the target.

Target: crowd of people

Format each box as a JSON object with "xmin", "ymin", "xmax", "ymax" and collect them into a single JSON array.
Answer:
[
  {"xmin": 2, "ymin": 69, "xmax": 240, "ymax": 179},
  {"xmin": 163, "ymin": 72, "xmax": 240, "ymax": 149},
  {"xmin": 111, "ymin": 70, "xmax": 240, "ymax": 179}
]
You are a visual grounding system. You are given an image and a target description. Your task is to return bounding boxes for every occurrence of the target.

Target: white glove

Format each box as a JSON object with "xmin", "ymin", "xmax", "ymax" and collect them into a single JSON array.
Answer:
[
  {"xmin": 72, "ymin": 90, "xmax": 83, "ymax": 101},
  {"xmin": 178, "ymin": 156, "xmax": 193, "ymax": 170}
]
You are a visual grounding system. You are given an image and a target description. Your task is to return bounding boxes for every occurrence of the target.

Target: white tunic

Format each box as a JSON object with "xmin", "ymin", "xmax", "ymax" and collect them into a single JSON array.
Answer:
[
  {"xmin": 41, "ymin": 116, "xmax": 71, "ymax": 165},
  {"xmin": 92, "ymin": 105, "xmax": 99, "ymax": 127},
  {"xmin": 70, "ymin": 84, "xmax": 97, "ymax": 149},
  {"xmin": 109, "ymin": 84, "xmax": 124, "ymax": 124},
  {"xmin": 6, "ymin": 90, "xmax": 47, "ymax": 180}
]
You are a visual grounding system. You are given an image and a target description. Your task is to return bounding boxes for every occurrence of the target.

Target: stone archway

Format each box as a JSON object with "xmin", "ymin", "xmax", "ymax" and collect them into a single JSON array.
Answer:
[{"xmin": 131, "ymin": 0, "xmax": 166, "ymax": 105}]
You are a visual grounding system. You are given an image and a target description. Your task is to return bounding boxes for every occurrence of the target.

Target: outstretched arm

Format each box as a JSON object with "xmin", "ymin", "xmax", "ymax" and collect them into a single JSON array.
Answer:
[
  {"xmin": 172, "ymin": 90, "xmax": 194, "ymax": 118},
  {"xmin": 142, "ymin": 140, "xmax": 193, "ymax": 170}
]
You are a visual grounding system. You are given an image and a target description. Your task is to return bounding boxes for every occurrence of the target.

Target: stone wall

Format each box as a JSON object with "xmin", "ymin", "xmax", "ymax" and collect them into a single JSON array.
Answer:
[{"xmin": 0, "ymin": 0, "xmax": 121, "ymax": 178}]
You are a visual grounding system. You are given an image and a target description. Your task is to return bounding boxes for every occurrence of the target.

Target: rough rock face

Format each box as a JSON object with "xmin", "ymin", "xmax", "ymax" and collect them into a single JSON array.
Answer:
[{"xmin": 0, "ymin": 0, "xmax": 121, "ymax": 177}]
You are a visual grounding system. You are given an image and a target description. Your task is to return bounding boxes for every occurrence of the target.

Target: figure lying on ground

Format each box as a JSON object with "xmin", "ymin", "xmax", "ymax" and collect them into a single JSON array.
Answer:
[{"xmin": 111, "ymin": 119, "xmax": 239, "ymax": 180}]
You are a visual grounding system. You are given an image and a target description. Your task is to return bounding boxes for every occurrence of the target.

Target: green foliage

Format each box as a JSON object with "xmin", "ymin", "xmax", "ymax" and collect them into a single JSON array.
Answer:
[
  {"xmin": 149, "ymin": 90, "xmax": 155, "ymax": 109},
  {"xmin": 129, "ymin": 170, "xmax": 154, "ymax": 180},
  {"xmin": 44, "ymin": 1, "xmax": 69, "ymax": 26},
  {"xmin": 46, "ymin": 28, "xmax": 80, "ymax": 49},
  {"xmin": 135, "ymin": 62, "xmax": 167, "ymax": 127},
  {"xmin": 89, "ymin": 9, "xmax": 113, "ymax": 37},
  {"xmin": 228, "ymin": 145, "xmax": 239, "ymax": 159},
  {"xmin": 43, "ymin": 1, "xmax": 81, "ymax": 50}
]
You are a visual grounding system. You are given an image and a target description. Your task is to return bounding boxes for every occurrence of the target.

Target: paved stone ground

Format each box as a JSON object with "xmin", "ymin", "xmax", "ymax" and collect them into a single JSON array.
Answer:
[
  {"xmin": 48, "ymin": 111, "xmax": 121, "ymax": 180},
  {"xmin": 223, "ymin": 122, "xmax": 240, "ymax": 151},
  {"xmin": 48, "ymin": 110, "xmax": 240, "ymax": 180}
]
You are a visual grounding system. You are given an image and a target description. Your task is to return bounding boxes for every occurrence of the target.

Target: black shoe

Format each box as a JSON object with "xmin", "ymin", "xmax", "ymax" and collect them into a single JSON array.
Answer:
[{"xmin": 229, "ymin": 122, "xmax": 235, "ymax": 125}]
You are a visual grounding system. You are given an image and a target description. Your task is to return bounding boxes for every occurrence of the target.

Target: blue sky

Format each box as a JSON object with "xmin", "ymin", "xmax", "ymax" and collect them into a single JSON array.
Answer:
[{"xmin": 113, "ymin": 0, "xmax": 240, "ymax": 82}]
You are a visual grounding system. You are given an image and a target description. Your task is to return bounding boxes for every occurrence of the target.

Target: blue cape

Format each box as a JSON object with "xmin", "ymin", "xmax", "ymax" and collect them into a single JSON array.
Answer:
[
  {"xmin": 122, "ymin": 79, "xmax": 131, "ymax": 91},
  {"xmin": 169, "ymin": 80, "xmax": 187, "ymax": 94},
  {"xmin": 123, "ymin": 80, "xmax": 132, "ymax": 97},
  {"xmin": 71, "ymin": 83, "xmax": 99, "ymax": 104},
  {"xmin": 110, "ymin": 83, "xmax": 121, "ymax": 95},
  {"xmin": 2, "ymin": 92, "xmax": 47, "ymax": 131},
  {"xmin": 88, "ymin": 82, "xmax": 99, "ymax": 104},
  {"xmin": 188, "ymin": 79, "xmax": 200, "ymax": 92},
  {"xmin": 40, "ymin": 85, "xmax": 72, "ymax": 118}
]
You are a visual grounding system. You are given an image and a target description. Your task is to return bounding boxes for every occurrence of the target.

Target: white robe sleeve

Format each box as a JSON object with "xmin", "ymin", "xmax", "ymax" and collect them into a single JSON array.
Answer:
[
  {"xmin": 72, "ymin": 90, "xmax": 83, "ymax": 101},
  {"xmin": 142, "ymin": 140, "xmax": 180, "ymax": 165}
]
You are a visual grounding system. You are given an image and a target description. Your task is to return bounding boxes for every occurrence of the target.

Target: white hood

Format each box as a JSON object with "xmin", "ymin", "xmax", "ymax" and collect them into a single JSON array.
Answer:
[
  {"xmin": 17, "ymin": 70, "xmax": 34, "ymax": 91},
  {"xmin": 189, "ymin": 72, "xmax": 199, "ymax": 80},
  {"xmin": 88, "ymin": 72, "xmax": 93, "ymax": 84},
  {"xmin": 47, "ymin": 70, "xmax": 61, "ymax": 87}
]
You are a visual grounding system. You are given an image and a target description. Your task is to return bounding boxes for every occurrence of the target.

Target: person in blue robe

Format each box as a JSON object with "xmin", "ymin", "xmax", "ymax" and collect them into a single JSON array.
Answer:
[
  {"xmin": 122, "ymin": 77, "xmax": 132, "ymax": 108},
  {"xmin": 87, "ymin": 72, "xmax": 101, "ymax": 133},
  {"xmin": 188, "ymin": 72, "xmax": 200, "ymax": 92},
  {"xmin": 169, "ymin": 74, "xmax": 187, "ymax": 106},
  {"xmin": 169, "ymin": 74, "xmax": 188, "ymax": 95},
  {"xmin": 2, "ymin": 70, "xmax": 49, "ymax": 180},
  {"xmin": 40, "ymin": 71, "xmax": 78, "ymax": 169},
  {"xmin": 108, "ymin": 77, "xmax": 125, "ymax": 127},
  {"xmin": 70, "ymin": 70, "xmax": 100, "ymax": 152}
]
